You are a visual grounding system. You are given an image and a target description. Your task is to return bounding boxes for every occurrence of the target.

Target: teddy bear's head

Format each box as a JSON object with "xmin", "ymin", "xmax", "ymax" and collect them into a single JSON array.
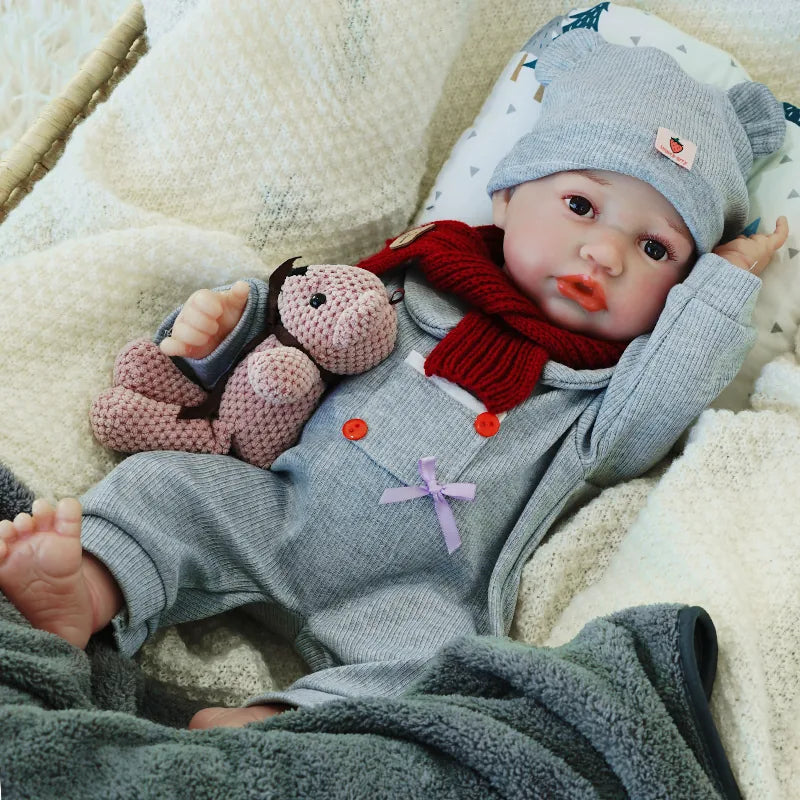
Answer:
[{"xmin": 277, "ymin": 264, "xmax": 397, "ymax": 375}]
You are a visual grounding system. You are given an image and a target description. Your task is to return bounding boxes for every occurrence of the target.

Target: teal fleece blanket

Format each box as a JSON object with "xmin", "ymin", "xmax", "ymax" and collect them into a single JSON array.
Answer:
[
  {"xmin": 0, "ymin": 462, "xmax": 32, "ymax": 522},
  {"xmin": 0, "ymin": 592, "xmax": 742, "ymax": 800}
]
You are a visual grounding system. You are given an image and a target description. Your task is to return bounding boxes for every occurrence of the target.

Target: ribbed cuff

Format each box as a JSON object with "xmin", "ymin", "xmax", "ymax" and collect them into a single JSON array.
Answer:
[
  {"xmin": 80, "ymin": 514, "xmax": 167, "ymax": 657},
  {"xmin": 682, "ymin": 253, "xmax": 760, "ymax": 318},
  {"xmin": 243, "ymin": 687, "xmax": 341, "ymax": 709}
]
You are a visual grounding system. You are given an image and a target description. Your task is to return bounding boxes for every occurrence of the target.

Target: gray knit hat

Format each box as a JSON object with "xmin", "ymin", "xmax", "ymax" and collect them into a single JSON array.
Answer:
[{"xmin": 487, "ymin": 29, "xmax": 786, "ymax": 253}]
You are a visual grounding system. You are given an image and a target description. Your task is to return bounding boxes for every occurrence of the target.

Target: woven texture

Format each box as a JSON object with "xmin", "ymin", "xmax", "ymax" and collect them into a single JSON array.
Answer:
[{"xmin": 0, "ymin": 1, "xmax": 146, "ymax": 221}]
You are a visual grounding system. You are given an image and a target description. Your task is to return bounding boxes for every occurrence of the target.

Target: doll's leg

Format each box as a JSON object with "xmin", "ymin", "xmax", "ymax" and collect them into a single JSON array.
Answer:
[
  {"xmin": 0, "ymin": 450, "xmax": 293, "ymax": 658},
  {"xmin": 191, "ymin": 586, "xmax": 481, "ymax": 727},
  {"xmin": 78, "ymin": 450, "xmax": 298, "ymax": 657},
  {"xmin": 187, "ymin": 607, "xmax": 461, "ymax": 728}
]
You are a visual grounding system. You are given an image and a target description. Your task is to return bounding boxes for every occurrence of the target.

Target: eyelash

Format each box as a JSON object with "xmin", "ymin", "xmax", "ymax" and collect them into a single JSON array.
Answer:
[
  {"xmin": 642, "ymin": 232, "xmax": 677, "ymax": 261},
  {"xmin": 563, "ymin": 194, "xmax": 678, "ymax": 262}
]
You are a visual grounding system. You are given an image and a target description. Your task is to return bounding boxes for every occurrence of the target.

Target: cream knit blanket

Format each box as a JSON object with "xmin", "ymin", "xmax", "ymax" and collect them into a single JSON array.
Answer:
[{"xmin": 0, "ymin": 1, "xmax": 798, "ymax": 796}]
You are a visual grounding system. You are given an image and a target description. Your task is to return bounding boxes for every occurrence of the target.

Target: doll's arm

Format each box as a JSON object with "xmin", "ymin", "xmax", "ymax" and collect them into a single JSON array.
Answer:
[
  {"xmin": 154, "ymin": 278, "xmax": 270, "ymax": 390},
  {"xmin": 159, "ymin": 281, "xmax": 251, "ymax": 360},
  {"xmin": 578, "ymin": 253, "xmax": 761, "ymax": 485}
]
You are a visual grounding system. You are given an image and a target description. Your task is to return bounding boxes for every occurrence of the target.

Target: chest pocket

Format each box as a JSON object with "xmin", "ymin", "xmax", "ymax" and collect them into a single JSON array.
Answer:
[{"xmin": 347, "ymin": 348, "xmax": 491, "ymax": 487}]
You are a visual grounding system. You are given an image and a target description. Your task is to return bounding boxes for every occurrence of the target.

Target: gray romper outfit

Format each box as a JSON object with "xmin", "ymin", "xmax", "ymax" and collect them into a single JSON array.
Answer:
[{"xmin": 79, "ymin": 251, "xmax": 759, "ymax": 708}]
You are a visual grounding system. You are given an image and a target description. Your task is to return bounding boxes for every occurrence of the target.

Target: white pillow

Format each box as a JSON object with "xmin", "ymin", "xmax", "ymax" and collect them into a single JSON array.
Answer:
[{"xmin": 415, "ymin": 2, "xmax": 800, "ymax": 411}]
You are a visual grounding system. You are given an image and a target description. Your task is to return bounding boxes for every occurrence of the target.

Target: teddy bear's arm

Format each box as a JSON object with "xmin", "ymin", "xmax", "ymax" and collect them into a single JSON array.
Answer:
[{"xmin": 247, "ymin": 345, "xmax": 323, "ymax": 405}]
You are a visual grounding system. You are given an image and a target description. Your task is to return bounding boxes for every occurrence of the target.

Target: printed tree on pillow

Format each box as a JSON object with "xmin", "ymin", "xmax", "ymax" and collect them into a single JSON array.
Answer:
[
  {"xmin": 563, "ymin": 2, "xmax": 610, "ymax": 33},
  {"xmin": 525, "ymin": 3, "xmax": 610, "ymax": 71}
]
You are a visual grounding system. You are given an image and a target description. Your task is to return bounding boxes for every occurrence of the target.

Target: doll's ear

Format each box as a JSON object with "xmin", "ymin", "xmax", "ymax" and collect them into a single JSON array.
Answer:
[
  {"xmin": 727, "ymin": 81, "xmax": 786, "ymax": 158},
  {"xmin": 533, "ymin": 28, "xmax": 603, "ymax": 86},
  {"xmin": 491, "ymin": 189, "xmax": 512, "ymax": 230}
]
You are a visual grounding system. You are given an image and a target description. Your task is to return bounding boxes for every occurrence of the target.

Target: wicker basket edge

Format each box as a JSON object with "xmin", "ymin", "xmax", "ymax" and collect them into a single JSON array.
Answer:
[{"xmin": 0, "ymin": 1, "xmax": 147, "ymax": 223}]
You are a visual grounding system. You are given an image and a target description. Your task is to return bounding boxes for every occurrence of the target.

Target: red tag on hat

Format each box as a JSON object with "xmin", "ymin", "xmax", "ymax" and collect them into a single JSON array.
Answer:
[{"xmin": 655, "ymin": 127, "xmax": 697, "ymax": 170}]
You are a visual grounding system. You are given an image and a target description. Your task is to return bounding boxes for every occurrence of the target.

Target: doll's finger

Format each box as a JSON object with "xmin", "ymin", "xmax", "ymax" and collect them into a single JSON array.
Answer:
[
  {"xmin": 159, "ymin": 337, "xmax": 208, "ymax": 360},
  {"xmin": 771, "ymin": 216, "xmax": 789, "ymax": 248},
  {"xmin": 180, "ymin": 304, "xmax": 220, "ymax": 335},
  {"xmin": 179, "ymin": 344, "xmax": 206, "ymax": 360},
  {"xmin": 171, "ymin": 318, "xmax": 213, "ymax": 347},
  {"xmin": 159, "ymin": 337, "xmax": 188, "ymax": 357},
  {"xmin": 227, "ymin": 280, "xmax": 250, "ymax": 299},
  {"xmin": 220, "ymin": 281, "xmax": 250, "ymax": 316},
  {"xmin": 189, "ymin": 289, "xmax": 224, "ymax": 317}
]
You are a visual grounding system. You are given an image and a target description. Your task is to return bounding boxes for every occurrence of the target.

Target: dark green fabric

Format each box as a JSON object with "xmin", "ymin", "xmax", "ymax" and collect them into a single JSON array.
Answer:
[
  {"xmin": 0, "ymin": 595, "xmax": 739, "ymax": 800},
  {"xmin": 0, "ymin": 462, "xmax": 32, "ymax": 521}
]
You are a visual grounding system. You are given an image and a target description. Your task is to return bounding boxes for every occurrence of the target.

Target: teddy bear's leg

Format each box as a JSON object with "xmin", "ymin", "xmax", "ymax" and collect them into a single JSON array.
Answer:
[
  {"xmin": 112, "ymin": 338, "xmax": 208, "ymax": 406},
  {"xmin": 90, "ymin": 387, "xmax": 230, "ymax": 456},
  {"xmin": 217, "ymin": 349, "xmax": 324, "ymax": 469}
]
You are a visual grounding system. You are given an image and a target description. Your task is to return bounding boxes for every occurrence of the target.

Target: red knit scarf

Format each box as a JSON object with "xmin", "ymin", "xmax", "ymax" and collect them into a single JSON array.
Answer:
[{"xmin": 357, "ymin": 220, "xmax": 629, "ymax": 414}]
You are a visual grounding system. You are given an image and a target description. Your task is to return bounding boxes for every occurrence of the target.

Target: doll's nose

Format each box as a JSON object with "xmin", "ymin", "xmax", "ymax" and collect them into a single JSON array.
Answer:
[{"xmin": 579, "ymin": 230, "xmax": 625, "ymax": 276}]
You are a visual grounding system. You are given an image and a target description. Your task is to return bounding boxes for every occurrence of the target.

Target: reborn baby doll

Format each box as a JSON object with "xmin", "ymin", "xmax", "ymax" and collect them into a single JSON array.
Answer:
[{"xmin": 0, "ymin": 29, "xmax": 790, "ymax": 730}]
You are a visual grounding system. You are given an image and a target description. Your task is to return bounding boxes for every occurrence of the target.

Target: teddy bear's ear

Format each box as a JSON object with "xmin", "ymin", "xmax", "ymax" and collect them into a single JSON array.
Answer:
[
  {"xmin": 727, "ymin": 81, "xmax": 786, "ymax": 159},
  {"xmin": 533, "ymin": 28, "xmax": 603, "ymax": 87},
  {"xmin": 520, "ymin": 15, "xmax": 565, "ymax": 64}
]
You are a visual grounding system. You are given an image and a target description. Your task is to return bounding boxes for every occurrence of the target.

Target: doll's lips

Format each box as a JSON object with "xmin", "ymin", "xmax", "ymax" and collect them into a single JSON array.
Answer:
[{"xmin": 556, "ymin": 275, "xmax": 607, "ymax": 312}]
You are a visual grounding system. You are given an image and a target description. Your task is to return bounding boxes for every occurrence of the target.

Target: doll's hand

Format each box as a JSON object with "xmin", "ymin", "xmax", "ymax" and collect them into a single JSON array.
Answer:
[
  {"xmin": 712, "ymin": 216, "xmax": 789, "ymax": 277},
  {"xmin": 159, "ymin": 281, "xmax": 250, "ymax": 359}
]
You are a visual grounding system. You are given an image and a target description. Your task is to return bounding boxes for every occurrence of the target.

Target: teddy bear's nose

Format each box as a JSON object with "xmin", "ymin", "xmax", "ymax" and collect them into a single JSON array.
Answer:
[{"xmin": 309, "ymin": 293, "xmax": 327, "ymax": 308}]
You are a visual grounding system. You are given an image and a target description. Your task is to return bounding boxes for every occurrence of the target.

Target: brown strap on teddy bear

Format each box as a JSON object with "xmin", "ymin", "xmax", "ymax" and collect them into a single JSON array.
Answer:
[{"xmin": 177, "ymin": 257, "xmax": 341, "ymax": 420}]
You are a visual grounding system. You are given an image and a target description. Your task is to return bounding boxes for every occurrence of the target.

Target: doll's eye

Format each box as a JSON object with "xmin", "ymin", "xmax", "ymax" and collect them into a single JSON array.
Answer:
[
  {"xmin": 309, "ymin": 293, "xmax": 327, "ymax": 308},
  {"xmin": 642, "ymin": 239, "xmax": 669, "ymax": 261},
  {"xmin": 566, "ymin": 195, "xmax": 594, "ymax": 217}
]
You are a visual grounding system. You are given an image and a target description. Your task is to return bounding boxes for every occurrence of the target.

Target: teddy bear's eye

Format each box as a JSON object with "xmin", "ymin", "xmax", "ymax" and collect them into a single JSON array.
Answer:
[{"xmin": 309, "ymin": 293, "xmax": 327, "ymax": 308}]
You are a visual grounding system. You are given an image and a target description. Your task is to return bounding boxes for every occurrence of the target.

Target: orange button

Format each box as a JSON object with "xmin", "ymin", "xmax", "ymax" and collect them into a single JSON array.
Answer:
[
  {"xmin": 342, "ymin": 418, "xmax": 368, "ymax": 440},
  {"xmin": 474, "ymin": 412, "xmax": 500, "ymax": 437}
]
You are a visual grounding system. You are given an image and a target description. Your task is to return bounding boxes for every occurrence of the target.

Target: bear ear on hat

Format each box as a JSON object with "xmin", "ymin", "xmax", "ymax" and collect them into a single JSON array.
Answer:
[
  {"xmin": 521, "ymin": 15, "xmax": 565, "ymax": 62},
  {"xmin": 727, "ymin": 81, "xmax": 786, "ymax": 158},
  {"xmin": 534, "ymin": 28, "xmax": 604, "ymax": 86}
]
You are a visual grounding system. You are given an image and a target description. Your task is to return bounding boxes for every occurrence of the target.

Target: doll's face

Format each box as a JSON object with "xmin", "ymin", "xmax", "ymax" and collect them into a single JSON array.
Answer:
[{"xmin": 492, "ymin": 170, "xmax": 696, "ymax": 340}]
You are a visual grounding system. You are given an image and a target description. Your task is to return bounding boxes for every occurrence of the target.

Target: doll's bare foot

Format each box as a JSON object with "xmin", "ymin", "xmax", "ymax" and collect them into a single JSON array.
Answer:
[
  {"xmin": 0, "ymin": 498, "xmax": 119, "ymax": 649},
  {"xmin": 188, "ymin": 704, "xmax": 290, "ymax": 729}
]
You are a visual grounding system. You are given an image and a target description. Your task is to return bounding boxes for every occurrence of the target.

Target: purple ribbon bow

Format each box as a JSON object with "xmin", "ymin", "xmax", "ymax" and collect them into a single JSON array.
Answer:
[{"xmin": 379, "ymin": 457, "xmax": 476, "ymax": 553}]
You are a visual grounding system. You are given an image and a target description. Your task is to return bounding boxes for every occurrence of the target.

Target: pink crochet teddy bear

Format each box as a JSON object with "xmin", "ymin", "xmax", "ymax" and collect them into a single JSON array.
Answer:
[{"xmin": 90, "ymin": 260, "xmax": 398, "ymax": 468}]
